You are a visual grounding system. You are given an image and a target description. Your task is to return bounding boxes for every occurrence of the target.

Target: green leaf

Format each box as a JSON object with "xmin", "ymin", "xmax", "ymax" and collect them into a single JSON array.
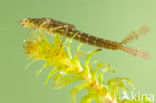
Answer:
[
  {"xmin": 94, "ymin": 63, "xmax": 116, "ymax": 86},
  {"xmin": 84, "ymin": 49, "xmax": 102, "ymax": 72},
  {"xmin": 95, "ymin": 62, "xmax": 107, "ymax": 70},
  {"xmin": 120, "ymin": 77, "xmax": 135, "ymax": 89},
  {"xmin": 53, "ymin": 34, "xmax": 62, "ymax": 47},
  {"xmin": 44, "ymin": 67, "xmax": 59, "ymax": 85},
  {"xmin": 67, "ymin": 33, "xmax": 79, "ymax": 59},
  {"xmin": 32, "ymin": 32, "xmax": 40, "ymax": 41},
  {"xmin": 35, "ymin": 63, "xmax": 48, "ymax": 78},
  {"xmin": 80, "ymin": 94, "xmax": 95, "ymax": 103},
  {"xmin": 97, "ymin": 71, "xmax": 105, "ymax": 86},
  {"xmin": 95, "ymin": 62, "xmax": 117, "ymax": 73},
  {"xmin": 24, "ymin": 59, "xmax": 37, "ymax": 70},
  {"xmin": 107, "ymin": 77, "xmax": 134, "ymax": 92},
  {"xmin": 52, "ymin": 75, "xmax": 80, "ymax": 89},
  {"xmin": 53, "ymin": 71, "xmax": 66, "ymax": 82},
  {"xmin": 76, "ymin": 43, "xmax": 83, "ymax": 52},
  {"xmin": 70, "ymin": 83, "xmax": 89, "ymax": 103},
  {"xmin": 75, "ymin": 44, "xmax": 84, "ymax": 57}
]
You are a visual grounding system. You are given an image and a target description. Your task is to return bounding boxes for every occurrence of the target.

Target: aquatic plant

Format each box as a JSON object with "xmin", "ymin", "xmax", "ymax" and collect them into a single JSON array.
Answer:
[{"xmin": 23, "ymin": 32, "xmax": 152, "ymax": 103}]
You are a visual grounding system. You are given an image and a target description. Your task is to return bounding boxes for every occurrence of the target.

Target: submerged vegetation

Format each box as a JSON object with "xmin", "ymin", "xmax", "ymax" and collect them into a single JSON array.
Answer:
[{"xmin": 23, "ymin": 32, "xmax": 153, "ymax": 103}]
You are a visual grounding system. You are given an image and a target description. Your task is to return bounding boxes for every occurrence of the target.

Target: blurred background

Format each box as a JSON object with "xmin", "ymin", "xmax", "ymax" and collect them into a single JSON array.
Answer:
[{"xmin": 0, "ymin": 0, "xmax": 155, "ymax": 103}]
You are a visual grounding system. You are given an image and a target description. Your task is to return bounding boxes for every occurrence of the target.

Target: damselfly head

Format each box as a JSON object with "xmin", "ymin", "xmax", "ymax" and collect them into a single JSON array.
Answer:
[{"xmin": 21, "ymin": 18, "xmax": 31, "ymax": 28}]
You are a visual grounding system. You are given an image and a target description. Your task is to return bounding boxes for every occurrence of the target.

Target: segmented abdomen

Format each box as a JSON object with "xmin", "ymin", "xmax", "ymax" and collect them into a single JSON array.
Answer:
[{"xmin": 53, "ymin": 28, "xmax": 121, "ymax": 50}]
